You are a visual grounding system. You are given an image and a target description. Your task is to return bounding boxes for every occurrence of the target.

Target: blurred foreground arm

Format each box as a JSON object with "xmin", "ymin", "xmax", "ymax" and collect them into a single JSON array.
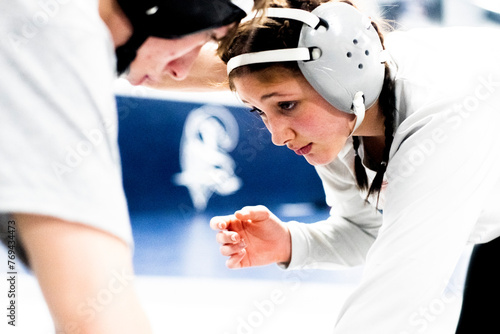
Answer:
[{"xmin": 15, "ymin": 213, "xmax": 152, "ymax": 334}]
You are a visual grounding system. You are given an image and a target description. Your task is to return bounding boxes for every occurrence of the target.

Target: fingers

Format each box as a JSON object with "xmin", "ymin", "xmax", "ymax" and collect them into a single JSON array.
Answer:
[
  {"xmin": 219, "ymin": 238, "xmax": 246, "ymax": 257},
  {"xmin": 216, "ymin": 230, "xmax": 240, "ymax": 244},
  {"xmin": 215, "ymin": 230, "xmax": 246, "ymax": 269},
  {"xmin": 226, "ymin": 249, "xmax": 246, "ymax": 269},
  {"xmin": 234, "ymin": 205, "xmax": 270, "ymax": 222},
  {"xmin": 211, "ymin": 205, "xmax": 271, "ymax": 231},
  {"xmin": 211, "ymin": 207, "xmax": 269, "ymax": 269},
  {"xmin": 210, "ymin": 215, "xmax": 237, "ymax": 231}
]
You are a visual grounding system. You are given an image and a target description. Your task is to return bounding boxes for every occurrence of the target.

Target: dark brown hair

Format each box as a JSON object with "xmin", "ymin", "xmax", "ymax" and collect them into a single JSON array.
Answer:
[{"xmin": 217, "ymin": 0, "xmax": 273, "ymax": 55}]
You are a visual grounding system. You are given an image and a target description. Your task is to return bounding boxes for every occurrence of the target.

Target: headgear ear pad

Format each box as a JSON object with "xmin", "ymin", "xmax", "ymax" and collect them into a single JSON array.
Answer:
[
  {"xmin": 226, "ymin": 2, "xmax": 386, "ymax": 114},
  {"xmin": 298, "ymin": 2, "xmax": 385, "ymax": 113}
]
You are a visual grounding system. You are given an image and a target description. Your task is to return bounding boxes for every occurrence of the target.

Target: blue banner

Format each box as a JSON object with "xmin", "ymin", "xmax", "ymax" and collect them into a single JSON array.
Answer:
[{"xmin": 117, "ymin": 95, "xmax": 325, "ymax": 216}]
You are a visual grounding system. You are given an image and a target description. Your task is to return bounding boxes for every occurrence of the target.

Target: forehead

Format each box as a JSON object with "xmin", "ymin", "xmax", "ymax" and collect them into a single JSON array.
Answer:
[
  {"xmin": 234, "ymin": 65, "xmax": 300, "ymax": 82},
  {"xmin": 231, "ymin": 66, "xmax": 303, "ymax": 93},
  {"xmin": 232, "ymin": 69, "xmax": 309, "ymax": 104}
]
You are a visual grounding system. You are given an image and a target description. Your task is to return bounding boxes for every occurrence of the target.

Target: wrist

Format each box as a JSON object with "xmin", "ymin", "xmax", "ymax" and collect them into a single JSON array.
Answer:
[{"xmin": 276, "ymin": 223, "xmax": 292, "ymax": 265}]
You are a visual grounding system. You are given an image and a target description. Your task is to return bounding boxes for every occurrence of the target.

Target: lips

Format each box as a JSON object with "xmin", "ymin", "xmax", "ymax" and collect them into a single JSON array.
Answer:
[{"xmin": 294, "ymin": 143, "xmax": 312, "ymax": 156}]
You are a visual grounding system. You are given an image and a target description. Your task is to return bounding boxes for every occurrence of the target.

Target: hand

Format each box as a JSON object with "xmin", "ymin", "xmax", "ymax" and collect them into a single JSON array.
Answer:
[{"xmin": 210, "ymin": 205, "xmax": 291, "ymax": 269}]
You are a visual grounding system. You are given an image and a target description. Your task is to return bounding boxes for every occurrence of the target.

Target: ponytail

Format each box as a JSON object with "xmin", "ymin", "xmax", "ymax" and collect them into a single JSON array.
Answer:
[{"xmin": 352, "ymin": 64, "xmax": 396, "ymax": 207}]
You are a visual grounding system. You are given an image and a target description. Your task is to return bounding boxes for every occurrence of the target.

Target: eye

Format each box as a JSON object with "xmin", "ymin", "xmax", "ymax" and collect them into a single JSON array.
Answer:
[
  {"xmin": 250, "ymin": 107, "xmax": 265, "ymax": 116},
  {"xmin": 205, "ymin": 31, "xmax": 219, "ymax": 42},
  {"xmin": 209, "ymin": 33, "xmax": 222, "ymax": 42},
  {"xmin": 278, "ymin": 101, "xmax": 297, "ymax": 112},
  {"xmin": 208, "ymin": 27, "xmax": 228, "ymax": 42}
]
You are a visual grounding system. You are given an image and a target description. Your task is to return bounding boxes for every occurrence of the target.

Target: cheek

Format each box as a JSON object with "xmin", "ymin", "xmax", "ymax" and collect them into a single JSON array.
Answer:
[
  {"xmin": 137, "ymin": 38, "xmax": 177, "ymax": 64},
  {"xmin": 296, "ymin": 101, "xmax": 353, "ymax": 137},
  {"xmin": 296, "ymin": 114, "xmax": 346, "ymax": 139},
  {"xmin": 301, "ymin": 115, "xmax": 353, "ymax": 165},
  {"xmin": 318, "ymin": 111, "xmax": 354, "ymax": 138}
]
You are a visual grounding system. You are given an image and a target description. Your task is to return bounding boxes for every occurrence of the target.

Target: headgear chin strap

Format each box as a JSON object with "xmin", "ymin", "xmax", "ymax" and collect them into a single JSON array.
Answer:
[
  {"xmin": 116, "ymin": 0, "xmax": 254, "ymax": 74},
  {"xmin": 227, "ymin": 2, "xmax": 387, "ymax": 130},
  {"xmin": 351, "ymin": 91, "xmax": 366, "ymax": 135}
]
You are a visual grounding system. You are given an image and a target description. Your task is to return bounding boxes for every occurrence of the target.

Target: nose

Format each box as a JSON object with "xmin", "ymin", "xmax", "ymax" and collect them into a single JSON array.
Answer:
[
  {"xmin": 267, "ymin": 115, "xmax": 294, "ymax": 147},
  {"xmin": 165, "ymin": 45, "xmax": 202, "ymax": 81}
]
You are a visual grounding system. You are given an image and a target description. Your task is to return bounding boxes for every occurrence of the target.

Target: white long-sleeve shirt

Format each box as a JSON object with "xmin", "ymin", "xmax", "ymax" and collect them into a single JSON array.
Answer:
[{"xmin": 285, "ymin": 27, "xmax": 500, "ymax": 333}]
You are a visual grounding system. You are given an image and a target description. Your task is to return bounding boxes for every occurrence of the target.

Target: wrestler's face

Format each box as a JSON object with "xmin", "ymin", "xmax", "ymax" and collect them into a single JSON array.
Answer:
[{"xmin": 233, "ymin": 67, "xmax": 356, "ymax": 166}]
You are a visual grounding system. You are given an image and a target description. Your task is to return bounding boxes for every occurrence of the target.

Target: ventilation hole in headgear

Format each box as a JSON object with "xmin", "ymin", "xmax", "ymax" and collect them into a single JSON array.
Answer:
[
  {"xmin": 358, "ymin": 64, "xmax": 364, "ymax": 69},
  {"xmin": 347, "ymin": 52, "xmax": 352, "ymax": 58},
  {"xmin": 353, "ymin": 39, "xmax": 358, "ymax": 45},
  {"xmin": 365, "ymin": 50, "xmax": 370, "ymax": 56}
]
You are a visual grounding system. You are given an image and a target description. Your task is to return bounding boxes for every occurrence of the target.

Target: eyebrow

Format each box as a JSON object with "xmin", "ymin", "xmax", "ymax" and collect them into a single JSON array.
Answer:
[
  {"xmin": 261, "ymin": 92, "xmax": 282, "ymax": 101},
  {"xmin": 240, "ymin": 92, "xmax": 294, "ymax": 105},
  {"xmin": 262, "ymin": 92, "xmax": 297, "ymax": 102}
]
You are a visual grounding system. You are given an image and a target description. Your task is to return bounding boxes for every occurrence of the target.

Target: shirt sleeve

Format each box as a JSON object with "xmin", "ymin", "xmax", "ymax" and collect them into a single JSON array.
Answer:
[
  {"xmin": 284, "ymin": 151, "xmax": 383, "ymax": 270},
  {"xmin": 333, "ymin": 94, "xmax": 500, "ymax": 333}
]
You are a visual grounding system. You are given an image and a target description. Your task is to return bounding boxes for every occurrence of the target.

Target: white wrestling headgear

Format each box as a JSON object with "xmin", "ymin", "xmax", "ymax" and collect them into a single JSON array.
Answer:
[{"xmin": 227, "ymin": 2, "xmax": 387, "ymax": 133}]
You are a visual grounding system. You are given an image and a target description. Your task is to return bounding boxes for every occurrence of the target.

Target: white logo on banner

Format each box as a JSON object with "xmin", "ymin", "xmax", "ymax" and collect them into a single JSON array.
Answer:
[{"xmin": 173, "ymin": 105, "xmax": 242, "ymax": 211}]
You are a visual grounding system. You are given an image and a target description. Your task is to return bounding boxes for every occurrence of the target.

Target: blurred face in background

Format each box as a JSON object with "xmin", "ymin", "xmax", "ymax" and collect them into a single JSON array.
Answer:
[{"xmin": 126, "ymin": 25, "xmax": 232, "ymax": 86}]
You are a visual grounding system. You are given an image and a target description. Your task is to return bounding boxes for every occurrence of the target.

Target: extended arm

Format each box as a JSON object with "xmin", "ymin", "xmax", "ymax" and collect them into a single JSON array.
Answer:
[
  {"xmin": 211, "ymin": 156, "xmax": 383, "ymax": 270},
  {"xmin": 16, "ymin": 214, "xmax": 152, "ymax": 334}
]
